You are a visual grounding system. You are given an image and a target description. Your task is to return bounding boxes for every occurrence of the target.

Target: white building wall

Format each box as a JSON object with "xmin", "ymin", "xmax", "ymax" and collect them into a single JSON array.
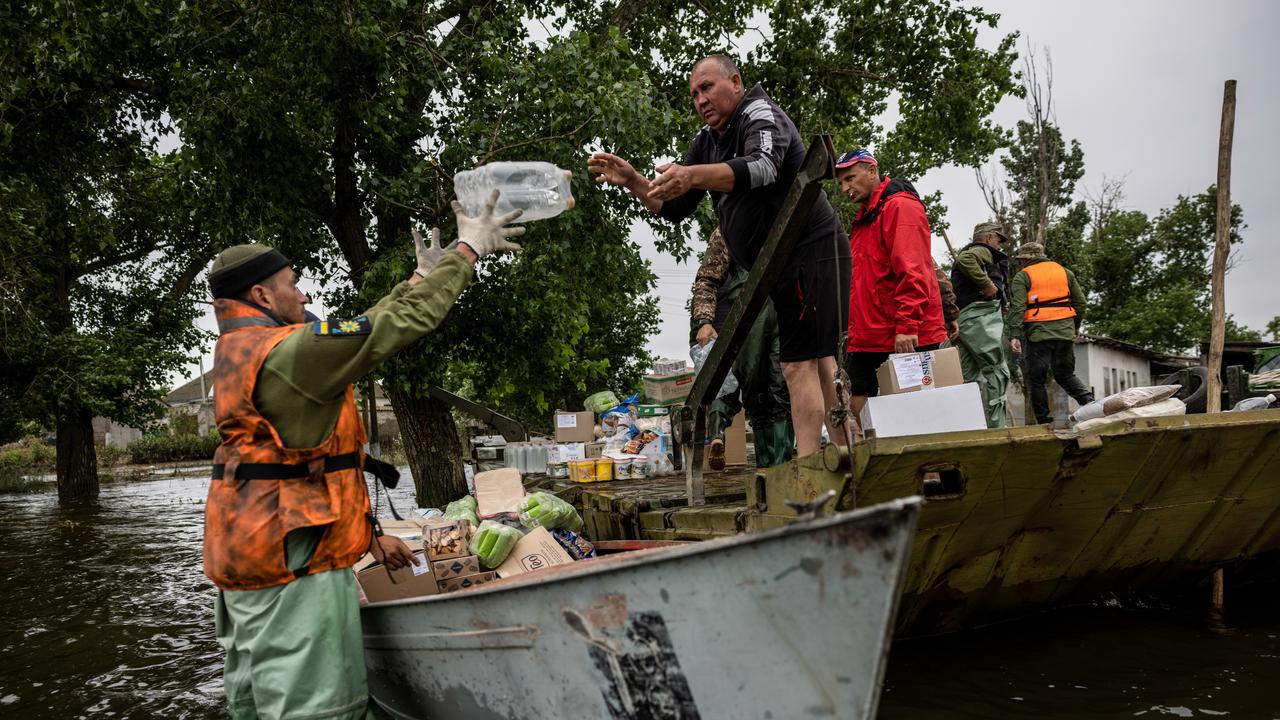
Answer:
[
  {"xmin": 1007, "ymin": 342, "xmax": 1154, "ymax": 426},
  {"xmin": 1075, "ymin": 344, "xmax": 1153, "ymax": 398}
]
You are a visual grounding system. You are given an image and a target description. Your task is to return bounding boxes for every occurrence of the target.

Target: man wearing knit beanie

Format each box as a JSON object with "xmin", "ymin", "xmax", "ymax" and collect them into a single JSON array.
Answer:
[{"xmin": 203, "ymin": 191, "xmax": 523, "ymax": 719}]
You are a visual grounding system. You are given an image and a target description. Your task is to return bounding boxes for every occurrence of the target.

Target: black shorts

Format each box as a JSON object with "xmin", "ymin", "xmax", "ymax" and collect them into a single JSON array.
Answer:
[
  {"xmin": 771, "ymin": 237, "xmax": 852, "ymax": 363},
  {"xmin": 847, "ymin": 343, "xmax": 941, "ymax": 397}
]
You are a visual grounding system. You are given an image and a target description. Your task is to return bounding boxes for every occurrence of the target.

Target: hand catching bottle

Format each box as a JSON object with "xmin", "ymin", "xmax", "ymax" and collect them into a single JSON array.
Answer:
[{"xmin": 452, "ymin": 189, "xmax": 526, "ymax": 258}]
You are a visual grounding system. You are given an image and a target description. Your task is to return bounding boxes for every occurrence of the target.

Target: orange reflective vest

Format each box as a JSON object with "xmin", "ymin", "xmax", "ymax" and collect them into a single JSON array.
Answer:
[
  {"xmin": 202, "ymin": 299, "xmax": 372, "ymax": 591},
  {"xmin": 1022, "ymin": 261, "xmax": 1077, "ymax": 322}
]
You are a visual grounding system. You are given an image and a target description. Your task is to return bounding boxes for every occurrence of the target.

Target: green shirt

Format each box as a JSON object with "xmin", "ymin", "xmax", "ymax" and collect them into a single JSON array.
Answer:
[
  {"xmin": 954, "ymin": 244, "xmax": 995, "ymax": 290},
  {"xmin": 1004, "ymin": 258, "xmax": 1086, "ymax": 343},
  {"xmin": 249, "ymin": 251, "xmax": 473, "ymax": 571},
  {"xmin": 254, "ymin": 252, "xmax": 474, "ymax": 449}
]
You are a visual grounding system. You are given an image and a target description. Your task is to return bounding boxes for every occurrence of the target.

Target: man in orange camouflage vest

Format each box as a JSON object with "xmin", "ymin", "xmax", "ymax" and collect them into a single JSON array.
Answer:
[
  {"xmin": 204, "ymin": 191, "xmax": 523, "ymax": 719},
  {"xmin": 1004, "ymin": 242, "xmax": 1094, "ymax": 425}
]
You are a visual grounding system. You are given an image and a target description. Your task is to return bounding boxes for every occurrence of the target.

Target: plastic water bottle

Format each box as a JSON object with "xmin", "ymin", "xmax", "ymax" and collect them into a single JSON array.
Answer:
[
  {"xmin": 1229, "ymin": 394, "xmax": 1277, "ymax": 412},
  {"xmin": 453, "ymin": 162, "xmax": 574, "ymax": 223}
]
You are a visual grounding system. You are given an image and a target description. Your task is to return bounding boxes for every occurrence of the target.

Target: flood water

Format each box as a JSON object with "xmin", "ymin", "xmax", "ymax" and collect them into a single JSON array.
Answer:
[{"xmin": 1, "ymin": 474, "xmax": 1277, "ymax": 719}]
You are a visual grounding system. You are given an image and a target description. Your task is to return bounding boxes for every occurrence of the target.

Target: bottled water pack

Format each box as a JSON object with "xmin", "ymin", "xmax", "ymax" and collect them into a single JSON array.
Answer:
[{"xmin": 453, "ymin": 161, "xmax": 574, "ymax": 223}]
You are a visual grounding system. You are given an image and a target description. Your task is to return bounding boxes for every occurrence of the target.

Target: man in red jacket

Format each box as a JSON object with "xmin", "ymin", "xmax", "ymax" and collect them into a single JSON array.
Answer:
[{"xmin": 835, "ymin": 149, "xmax": 948, "ymax": 418}]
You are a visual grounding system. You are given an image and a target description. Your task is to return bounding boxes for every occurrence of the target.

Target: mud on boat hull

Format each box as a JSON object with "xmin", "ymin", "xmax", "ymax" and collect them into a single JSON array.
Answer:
[{"xmin": 361, "ymin": 497, "xmax": 921, "ymax": 720}]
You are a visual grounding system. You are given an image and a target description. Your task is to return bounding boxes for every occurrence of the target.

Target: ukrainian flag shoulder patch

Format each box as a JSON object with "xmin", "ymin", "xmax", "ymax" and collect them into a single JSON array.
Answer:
[{"xmin": 313, "ymin": 315, "xmax": 371, "ymax": 337}]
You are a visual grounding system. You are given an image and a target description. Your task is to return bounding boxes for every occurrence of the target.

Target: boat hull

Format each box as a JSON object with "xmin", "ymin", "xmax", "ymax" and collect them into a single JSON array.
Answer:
[{"xmin": 362, "ymin": 497, "xmax": 920, "ymax": 720}]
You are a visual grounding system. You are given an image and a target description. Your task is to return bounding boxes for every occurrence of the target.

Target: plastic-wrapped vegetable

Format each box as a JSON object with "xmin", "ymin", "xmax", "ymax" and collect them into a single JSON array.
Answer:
[
  {"xmin": 468, "ymin": 520, "xmax": 523, "ymax": 569},
  {"xmin": 443, "ymin": 496, "xmax": 479, "ymax": 525},
  {"xmin": 517, "ymin": 491, "xmax": 583, "ymax": 532}
]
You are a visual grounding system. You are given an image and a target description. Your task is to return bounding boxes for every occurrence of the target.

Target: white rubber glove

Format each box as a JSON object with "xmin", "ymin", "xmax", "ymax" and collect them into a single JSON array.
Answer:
[
  {"xmin": 412, "ymin": 227, "xmax": 457, "ymax": 277},
  {"xmin": 451, "ymin": 189, "xmax": 525, "ymax": 258}
]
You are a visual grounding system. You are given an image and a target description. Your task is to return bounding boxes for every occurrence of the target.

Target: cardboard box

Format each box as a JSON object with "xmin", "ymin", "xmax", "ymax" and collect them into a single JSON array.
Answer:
[
  {"xmin": 584, "ymin": 441, "xmax": 605, "ymax": 459},
  {"xmin": 474, "ymin": 467, "xmax": 525, "ymax": 518},
  {"xmin": 553, "ymin": 410, "xmax": 595, "ymax": 443},
  {"xmin": 550, "ymin": 443, "xmax": 585, "ymax": 463},
  {"xmin": 704, "ymin": 411, "xmax": 747, "ymax": 470},
  {"xmin": 425, "ymin": 520, "xmax": 472, "ymax": 561},
  {"xmin": 377, "ymin": 518, "xmax": 427, "ymax": 547},
  {"xmin": 432, "ymin": 554, "xmax": 481, "ymax": 580},
  {"xmin": 642, "ymin": 372, "xmax": 695, "ymax": 404},
  {"xmin": 437, "ymin": 571, "xmax": 497, "ymax": 593},
  {"xmin": 356, "ymin": 551, "xmax": 438, "ymax": 603},
  {"xmin": 637, "ymin": 404, "xmax": 672, "ymax": 417},
  {"xmin": 876, "ymin": 346, "xmax": 963, "ymax": 395},
  {"xmin": 494, "ymin": 526, "xmax": 576, "ymax": 578},
  {"xmin": 859, "ymin": 382, "xmax": 986, "ymax": 439}
]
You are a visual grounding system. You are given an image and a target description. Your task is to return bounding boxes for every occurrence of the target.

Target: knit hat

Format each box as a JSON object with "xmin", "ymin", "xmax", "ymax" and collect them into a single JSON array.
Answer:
[
  {"xmin": 973, "ymin": 221, "xmax": 1010, "ymax": 243},
  {"xmin": 835, "ymin": 148, "xmax": 877, "ymax": 170},
  {"xmin": 1013, "ymin": 242, "xmax": 1046, "ymax": 260},
  {"xmin": 208, "ymin": 244, "xmax": 292, "ymax": 299}
]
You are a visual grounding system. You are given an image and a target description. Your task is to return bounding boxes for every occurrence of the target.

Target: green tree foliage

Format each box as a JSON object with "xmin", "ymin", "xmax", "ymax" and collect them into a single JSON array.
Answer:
[
  {"xmin": 1266, "ymin": 316, "xmax": 1280, "ymax": 342},
  {"xmin": 1083, "ymin": 186, "xmax": 1252, "ymax": 354},
  {"xmin": 0, "ymin": 1, "xmax": 214, "ymax": 500}
]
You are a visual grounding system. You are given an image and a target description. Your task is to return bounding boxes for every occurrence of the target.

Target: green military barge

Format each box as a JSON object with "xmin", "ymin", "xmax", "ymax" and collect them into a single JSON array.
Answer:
[
  {"xmin": 555, "ymin": 409, "xmax": 1280, "ymax": 636},
  {"xmin": 530, "ymin": 135, "xmax": 1280, "ymax": 636}
]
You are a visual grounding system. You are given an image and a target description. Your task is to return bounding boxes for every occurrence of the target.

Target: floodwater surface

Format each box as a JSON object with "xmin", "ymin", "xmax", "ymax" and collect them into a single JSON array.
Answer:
[{"xmin": 1, "ymin": 474, "xmax": 1277, "ymax": 718}]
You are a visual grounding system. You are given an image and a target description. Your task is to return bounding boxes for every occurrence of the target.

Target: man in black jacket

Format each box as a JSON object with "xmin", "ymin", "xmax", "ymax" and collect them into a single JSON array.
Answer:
[{"xmin": 588, "ymin": 55, "xmax": 849, "ymax": 457}]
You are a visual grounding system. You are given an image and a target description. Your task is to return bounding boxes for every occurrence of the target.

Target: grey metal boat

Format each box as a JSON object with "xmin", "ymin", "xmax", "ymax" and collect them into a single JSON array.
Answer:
[{"xmin": 361, "ymin": 496, "xmax": 921, "ymax": 719}]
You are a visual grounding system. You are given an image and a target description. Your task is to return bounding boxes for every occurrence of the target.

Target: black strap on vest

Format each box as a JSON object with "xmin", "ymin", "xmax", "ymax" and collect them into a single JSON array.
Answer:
[{"xmin": 211, "ymin": 451, "xmax": 362, "ymax": 480}]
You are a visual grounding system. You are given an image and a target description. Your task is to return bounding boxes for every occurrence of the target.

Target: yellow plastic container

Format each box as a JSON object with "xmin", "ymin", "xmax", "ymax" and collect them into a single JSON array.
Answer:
[
  {"xmin": 569, "ymin": 459, "xmax": 597, "ymax": 483},
  {"xmin": 596, "ymin": 457, "xmax": 614, "ymax": 482}
]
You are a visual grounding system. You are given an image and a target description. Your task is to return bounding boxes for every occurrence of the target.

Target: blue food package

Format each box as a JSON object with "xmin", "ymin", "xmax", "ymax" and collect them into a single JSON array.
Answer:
[{"xmin": 551, "ymin": 529, "xmax": 596, "ymax": 560}]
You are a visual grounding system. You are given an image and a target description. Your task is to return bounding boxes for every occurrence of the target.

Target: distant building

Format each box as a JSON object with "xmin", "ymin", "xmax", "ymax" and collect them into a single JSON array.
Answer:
[
  {"xmin": 92, "ymin": 416, "xmax": 142, "ymax": 448},
  {"xmin": 1008, "ymin": 334, "xmax": 1195, "ymax": 426},
  {"xmin": 164, "ymin": 370, "xmax": 215, "ymax": 436}
]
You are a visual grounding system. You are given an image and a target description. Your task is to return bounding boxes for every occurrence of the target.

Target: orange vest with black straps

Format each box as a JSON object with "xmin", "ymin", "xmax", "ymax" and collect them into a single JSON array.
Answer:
[
  {"xmin": 202, "ymin": 299, "xmax": 372, "ymax": 591},
  {"xmin": 1022, "ymin": 261, "xmax": 1077, "ymax": 322}
]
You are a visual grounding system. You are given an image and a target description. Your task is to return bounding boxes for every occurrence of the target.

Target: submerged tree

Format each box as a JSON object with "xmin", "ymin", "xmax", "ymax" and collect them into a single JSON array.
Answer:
[{"xmin": 0, "ymin": 1, "xmax": 214, "ymax": 500}]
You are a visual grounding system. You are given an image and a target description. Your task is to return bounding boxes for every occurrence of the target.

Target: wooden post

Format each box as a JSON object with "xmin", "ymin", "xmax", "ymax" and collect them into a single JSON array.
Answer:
[
  {"xmin": 1212, "ymin": 568, "xmax": 1225, "ymax": 611},
  {"xmin": 1206, "ymin": 80, "xmax": 1236, "ymax": 414}
]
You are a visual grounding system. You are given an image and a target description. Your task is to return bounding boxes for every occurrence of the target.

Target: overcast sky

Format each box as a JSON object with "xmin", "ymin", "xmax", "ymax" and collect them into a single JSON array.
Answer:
[{"xmin": 177, "ymin": 0, "xmax": 1277, "ymax": 386}]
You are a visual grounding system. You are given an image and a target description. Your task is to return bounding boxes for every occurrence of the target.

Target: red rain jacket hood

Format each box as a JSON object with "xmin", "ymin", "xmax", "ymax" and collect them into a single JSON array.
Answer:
[{"xmin": 846, "ymin": 177, "xmax": 948, "ymax": 352}]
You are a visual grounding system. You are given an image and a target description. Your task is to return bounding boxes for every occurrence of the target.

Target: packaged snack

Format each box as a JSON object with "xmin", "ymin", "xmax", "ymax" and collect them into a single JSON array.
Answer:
[
  {"xmin": 623, "ymin": 429, "xmax": 658, "ymax": 455},
  {"xmin": 425, "ymin": 520, "xmax": 472, "ymax": 561},
  {"xmin": 468, "ymin": 520, "xmax": 524, "ymax": 569},
  {"xmin": 517, "ymin": 491, "xmax": 584, "ymax": 532},
  {"xmin": 552, "ymin": 529, "xmax": 597, "ymax": 560}
]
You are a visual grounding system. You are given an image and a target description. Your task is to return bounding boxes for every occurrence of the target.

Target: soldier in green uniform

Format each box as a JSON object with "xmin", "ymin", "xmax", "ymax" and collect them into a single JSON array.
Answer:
[
  {"xmin": 950, "ymin": 221, "xmax": 1012, "ymax": 428},
  {"xmin": 206, "ymin": 192, "xmax": 523, "ymax": 719},
  {"xmin": 690, "ymin": 229, "xmax": 794, "ymax": 469},
  {"xmin": 1005, "ymin": 241, "xmax": 1094, "ymax": 425}
]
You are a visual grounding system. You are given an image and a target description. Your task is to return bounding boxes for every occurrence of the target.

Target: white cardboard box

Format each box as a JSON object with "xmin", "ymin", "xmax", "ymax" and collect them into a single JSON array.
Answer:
[{"xmin": 860, "ymin": 382, "xmax": 987, "ymax": 439}]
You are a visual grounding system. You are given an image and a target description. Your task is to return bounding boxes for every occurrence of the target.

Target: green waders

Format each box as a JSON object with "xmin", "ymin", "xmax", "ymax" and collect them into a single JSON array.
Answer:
[
  {"xmin": 955, "ymin": 298, "xmax": 1010, "ymax": 429},
  {"xmin": 216, "ymin": 530, "xmax": 373, "ymax": 720},
  {"xmin": 700, "ymin": 268, "xmax": 795, "ymax": 468}
]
